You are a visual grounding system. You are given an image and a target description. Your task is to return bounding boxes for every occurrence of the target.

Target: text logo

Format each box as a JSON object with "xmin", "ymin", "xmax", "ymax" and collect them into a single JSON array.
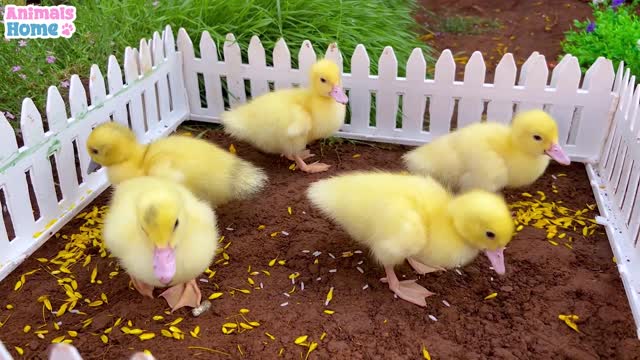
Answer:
[{"xmin": 3, "ymin": 5, "xmax": 76, "ymax": 39}]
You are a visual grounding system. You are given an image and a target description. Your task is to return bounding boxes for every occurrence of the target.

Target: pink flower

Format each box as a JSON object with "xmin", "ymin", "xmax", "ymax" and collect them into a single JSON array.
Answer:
[
  {"xmin": 18, "ymin": 40, "xmax": 27, "ymax": 47},
  {"xmin": 60, "ymin": 80, "xmax": 70, "ymax": 88},
  {"xmin": 46, "ymin": 56, "xmax": 56, "ymax": 64},
  {"xmin": 19, "ymin": 74, "xmax": 27, "ymax": 80},
  {"xmin": 4, "ymin": 112, "xmax": 15, "ymax": 120},
  {"xmin": 11, "ymin": 65, "xmax": 21, "ymax": 72}
]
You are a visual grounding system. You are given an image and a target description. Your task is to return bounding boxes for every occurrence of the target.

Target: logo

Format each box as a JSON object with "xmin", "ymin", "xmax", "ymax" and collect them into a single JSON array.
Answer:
[{"xmin": 3, "ymin": 5, "xmax": 76, "ymax": 39}]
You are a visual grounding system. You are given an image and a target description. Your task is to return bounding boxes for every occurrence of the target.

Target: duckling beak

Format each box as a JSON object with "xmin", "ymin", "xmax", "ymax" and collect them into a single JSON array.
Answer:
[
  {"xmin": 545, "ymin": 143, "xmax": 571, "ymax": 165},
  {"xmin": 484, "ymin": 247, "xmax": 506, "ymax": 275},
  {"xmin": 87, "ymin": 160, "xmax": 101, "ymax": 173},
  {"xmin": 153, "ymin": 246, "xmax": 176, "ymax": 285},
  {"xmin": 329, "ymin": 85, "xmax": 348, "ymax": 104}
]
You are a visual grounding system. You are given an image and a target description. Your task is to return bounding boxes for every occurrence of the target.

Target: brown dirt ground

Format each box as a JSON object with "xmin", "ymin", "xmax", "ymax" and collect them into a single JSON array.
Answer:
[
  {"xmin": 415, "ymin": 0, "xmax": 594, "ymax": 80},
  {"xmin": 1, "ymin": 125, "xmax": 640, "ymax": 359}
]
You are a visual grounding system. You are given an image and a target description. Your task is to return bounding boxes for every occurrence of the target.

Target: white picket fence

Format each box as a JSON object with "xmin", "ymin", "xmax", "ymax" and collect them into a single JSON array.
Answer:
[{"xmin": 1, "ymin": 25, "xmax": 640, "ymax": 359}]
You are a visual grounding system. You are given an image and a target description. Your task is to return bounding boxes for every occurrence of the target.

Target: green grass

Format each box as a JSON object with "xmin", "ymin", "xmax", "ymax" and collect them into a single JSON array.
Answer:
[
  {"xmin": 561, "ymin": 0, "xmax": 640, "ymax": 76},
  {"xmin": 0, "ymin": 0, "xmax": 433, "ymax": 133},
  {"xmin": 428, "ymin": 14, "xmax": 501, "ymax": 35}
]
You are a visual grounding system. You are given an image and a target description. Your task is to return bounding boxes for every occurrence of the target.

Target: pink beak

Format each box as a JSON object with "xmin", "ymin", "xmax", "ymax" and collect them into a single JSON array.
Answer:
[
  {"xmin": 329, "ymin": 86, "xmax": 348, "ymax": 104},
  {"xmin": 484, "ymin": 247, "xmax": 506, "ymax": 275},
  {"xmin": 153, "ymin": 246, "xmax": 176, "ymax": 285},
  {"xmin": 545, "ymin": 143, "xmax": 571, "ymax": 165}
]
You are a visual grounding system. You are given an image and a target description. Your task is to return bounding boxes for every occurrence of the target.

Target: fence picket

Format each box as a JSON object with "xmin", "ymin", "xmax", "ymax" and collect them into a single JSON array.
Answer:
[
  {"xmin": 273, "ymin": 38, "xmax": 292, "ymax": 90},
  {"xmin": 46, "ymin": 87, "xmax": 78, "ymax": 205},
  {"xmin": 107, "ymin": 56, "xmax": 128, "ymax": 127},
  {"xmin": 0, "ymin": 113, "xmax": 18, "ymax": 245},
  {"xmin": 89, "ymin": 65, "xmax": 107, "ymax": 108},
  {"xmin": 518, "ymin": 54, "xmax": 548, "ymax": 112},
  {"xmin": 298, "ymin": 41, "xmax": 317, "ymax": 88},
  {"xmin": 223, "ymin": 33, "xmax": 246, "ymax": 107},
  {"xmin": 548, "ymin": 55, "xmax": 581, "ymax": 145},
  {"xmin": 346, "ymin": 44, "xmax": 371, "ymax": 134},
  {"xmin": 177, "ymin": 29, "xmax": 201, "ymax": 114},
  {"xmin": 487, "ymin": 53, "xmax": 516, "ymax": 124},
  {"xmin": 139, "ymin": 39, "xmax": 160, "ymax": 131},
  {"xmin": 124, "ymin": 47, "xmax": 146, "ymax": 136},
  {"xmin": 68, "ymin": 75, "xmax": 91, "ymax": 183},
  {"xmin": 153, "ymin": 31, "xmax": 172, "ymax": 124},
  {"xmin": 458, "ymin": 51, "xmax": 485, "ymax": 128},
  {"xmin": 20, "ymin": 98, "xmax": 57, "ymax": 222},
  {"xmin": 248, "ymin": 36, "xmax": 269, "ymax": 98},
  {"xmin": 375, "ymin": 47, "xmax": 398, "ymax": 136},
  {"xmin": 575, "ymin": 57, "xmax": 615, "ymax": 161},
  {"xmin": 200, "ymin": 31, "xmax": 225, "ymax": 114},
  {"xmin": 324, "ymin": 43, "xmax": 343, "ymax": 74},
  {"xmin": 402, "ymin": 48, "xmax": 427, "ymax": 135},
  {"xmin": 429, "ymin": 50, "xmax": 455, "ymax": 136}
]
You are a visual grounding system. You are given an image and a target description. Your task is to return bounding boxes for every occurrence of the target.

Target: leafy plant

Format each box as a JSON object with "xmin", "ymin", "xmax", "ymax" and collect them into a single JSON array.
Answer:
[
  {"xmin": 561, "ymin": 0, "xmax": 640, "ymax": 76},
  {"xmin": 0, "ymin": 0, "xmax": 432, "ymax": 132}
]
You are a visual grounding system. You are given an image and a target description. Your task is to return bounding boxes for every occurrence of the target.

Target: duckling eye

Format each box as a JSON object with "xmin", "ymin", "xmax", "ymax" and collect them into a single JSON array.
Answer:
[
  {"xmin": 485, "ymin": 231, "xmax": 496, "ymax": 239},
  {"xmin": 533, "ymin": 135, "xmax": 542, "ymax": 141},
  {"xmin": 320, "ymin": 77, "xmax": 327, "ymax": 83},
  {"xmin": 173, "ymin": 219, "xmax": 179, "ymax": 231},
  {"xmin": 90, "ymin": 148, "xmax": 99, "ymax": 155}
]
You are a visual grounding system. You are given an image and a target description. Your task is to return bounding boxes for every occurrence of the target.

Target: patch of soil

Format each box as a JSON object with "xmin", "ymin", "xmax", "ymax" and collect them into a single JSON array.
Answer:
[
  {"xmin": 0, "ymin": 127, "xmax": 639, "ymax": 359},
  {"xmin": 415, "ymin": 0, "xmax": 594, "ymax": 79}
]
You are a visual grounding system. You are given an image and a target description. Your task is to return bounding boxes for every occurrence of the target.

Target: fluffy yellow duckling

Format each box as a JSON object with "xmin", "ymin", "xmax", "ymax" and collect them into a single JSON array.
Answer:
[
  {"xmin": 307, "ymin": 172, "xmax": 514, "ymax": 307},
  {"xmin": 86, "ymin": 121, "xmax": 268, "ymax": 206},
  {"xmin": 402, "ymin": 109, "xmax": 571, "ymax": 193},
  {"xmin": 220, "ymin": 59, "xmax": 348, "ymax": 173},
  {"xmin": 103, "ymin": 176, "xmax": 218, "ymax": 312}
]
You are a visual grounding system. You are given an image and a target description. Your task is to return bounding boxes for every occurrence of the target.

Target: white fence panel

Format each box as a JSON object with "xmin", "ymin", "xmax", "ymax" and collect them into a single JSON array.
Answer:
[{"xmin": 0, "ymin": 26, "xmax": 189, "ymax": 283}]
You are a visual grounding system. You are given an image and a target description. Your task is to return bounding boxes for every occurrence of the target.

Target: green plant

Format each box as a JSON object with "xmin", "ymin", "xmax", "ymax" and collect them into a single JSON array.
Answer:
[
  {"xmin": 0, "ymin": 0, "xmax": 433, "ymax": 132},
  {"xmin": 561, "ymin": 0, "xmax": 640, "ymax": 76}
]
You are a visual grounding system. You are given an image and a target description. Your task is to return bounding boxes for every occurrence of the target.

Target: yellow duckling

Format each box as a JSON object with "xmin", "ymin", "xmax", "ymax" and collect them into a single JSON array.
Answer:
[
  {"xmin": 86, "ymin": 121, "xmax": 268, "ymax": 206},
  {"xmin": 402, "ymin": 109, "xmax": 571, "ymax": 193},
  {"xmin": 220, "ymin": 58, "xmax": 348, "ymax": 173},
  {"xmin": 103, "ymin": 176, "xmax": 218, "ymax": 312},
  {"xmin": 307, "ymin": 172, "xmax": 514, "ymax": 307}
]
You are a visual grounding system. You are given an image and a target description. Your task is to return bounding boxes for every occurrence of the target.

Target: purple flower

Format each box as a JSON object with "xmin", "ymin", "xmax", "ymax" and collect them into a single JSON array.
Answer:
[
  {"xmin": 586, "ymin": 22, "xmax": 596, "ymax": 33},
  {"xmin": 19, "ymin": 74, "xmax": 26, "ymax": 80},
  {"xmin": 4, "ymin": 111, "xmax": 15, "ymax": 120},
  {"xmin": 60, "ymin": 80, "xmax": 70, "ymax": 88},
  {"xmin": 18, "ymin": 40, "xmax": 27, "ymax": 47},
  {"xmin": 11, "ymin": 65, "xmax": 21, "ymax": 72},
  {"xmin": 46, "ymin": 56, "xmax": 56, "ymax": 64},
  {"xmin": 612, "ymin": 0, "xmax": 624, "ymax": 8}
]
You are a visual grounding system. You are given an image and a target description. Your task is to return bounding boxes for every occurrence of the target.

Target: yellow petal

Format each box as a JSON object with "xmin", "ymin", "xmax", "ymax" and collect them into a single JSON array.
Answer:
[
  {"xmin": 169, "ymin": 317, "xmax": 184, "ymax": 326},
  {"xmin": 239, "ymin": 322, "xmax": 253, "ymax": 330},
  {"xmin": 161, "ymin": 329, "xmax": 173, "ymax": 338},
  {"xmin": 484, "ymin": 292, "xmax": 498, "ymax": 300},
  {"xmin": 100, "ymin": 334, "xmax": 108, "ymax": 344},
  {"xmin": 153, "ymin": 315, "xmax": 164, "ymax": 321},
  {"xmin": 422, "ymin": 345, "xmax": 432, "ymax": 360},
  {"xmin": 208, "ymin": 292, "xmax": 223, "ymax": 300},
  {"xmin": 67, "ymin": 331, "xmax": 78, "ymax": 337},
  {"xmin": 325, "ymin": 287, "xmax": 334, "ymax": 306},
  {"xmin": 101, "ymin": 293, "xmax": 108, "ymax": 303},
  {"xmin": 23, "ymin": 325, "xmax": 31, "ymax": 333},
  {"xmin": 265, "ymin": 332, "xmax": 276, "ymax": 340},
  {"xmin": 52, "ymin": 336, "xmax": 66, "ymax": 344},
  {"xmin": 239, "ymin": 308, "xmax": 250, "ymax": 314},
  {"xmin": 139, "ymin": 333, "xmax": 156, "ymax": 340},
  {"xmin": 294, "ymin": 335, "xmax": 308, "ymax": 345},
  {"xmin": 323, "ymin": 310, "xmax": 335, "ymax": 315},
  {"xmin": 15, "ymin": 346, "xmax": 24, "ymax": 355},
  {"xmin": 287, "ymin": 207, "xmax": 292, "ymax": 215},
  {"xmin": 222, "ymin": 323, "xmax": 238, "ymax": 328}
]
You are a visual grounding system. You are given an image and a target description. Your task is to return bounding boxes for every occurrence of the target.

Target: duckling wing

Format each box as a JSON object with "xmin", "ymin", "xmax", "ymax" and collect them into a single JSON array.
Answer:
[{"xmin": 458, "ymin": 148, "xmax": 508, "ymax": 193}]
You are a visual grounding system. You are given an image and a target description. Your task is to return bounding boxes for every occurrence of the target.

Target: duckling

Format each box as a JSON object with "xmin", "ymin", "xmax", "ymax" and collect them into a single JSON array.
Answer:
[
  {"xmin": 86, "ymin": 122, "xmax": 268, "ymax": 206},
  {"xmin": 402, "ymin": 109, "xmax": 571, "ymax": 193},
  {"xmin": 220, "ymin": 58, "xmax": 348, "ymax": 173},
  {"xmin": 103, "ymin": 176, "xmax": 218, "ymax": 312},
  {"xmin": 307, "ymin": 172, "xmax": 514, "ymax": 307}
]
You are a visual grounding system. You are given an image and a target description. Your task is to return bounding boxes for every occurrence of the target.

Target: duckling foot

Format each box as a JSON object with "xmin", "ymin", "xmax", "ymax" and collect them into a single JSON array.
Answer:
[
  {"xmin": 383, "ymin": 265, "xmax": 434, "ymax": 307},
  {"xmin": 407, "ymin": 257, "xmax": 446, "ymax": 275},
  {"xmin": 294, "ymin": 154, "xmax": 331, "ymax": 173},
  {"xmin": 130, "ymin": 276, "xmax": 155, "ymax": 298},
  {"xmin": 159, "ymin": 279, "xmax": 202, "ymax": 312},
  {"xmin": 284, "ymin": 150, "xmax": 315, "ymax": 161}
]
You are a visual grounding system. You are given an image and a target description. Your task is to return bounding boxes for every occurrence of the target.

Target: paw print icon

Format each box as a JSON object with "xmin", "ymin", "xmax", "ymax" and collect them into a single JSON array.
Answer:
[{"xmin": 61, "ymin": 23, "xmax": 75, "ymax": 38}]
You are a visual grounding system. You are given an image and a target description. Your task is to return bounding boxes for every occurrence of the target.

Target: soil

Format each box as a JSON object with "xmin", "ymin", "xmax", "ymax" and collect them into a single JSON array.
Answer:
[
  {"xmin": 415, "ymin": 0, "xmax": 594, "ymax": 79},
  {"xmin": 1, "ymin": 125, "xmax": 640, "ymax": 360}
]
